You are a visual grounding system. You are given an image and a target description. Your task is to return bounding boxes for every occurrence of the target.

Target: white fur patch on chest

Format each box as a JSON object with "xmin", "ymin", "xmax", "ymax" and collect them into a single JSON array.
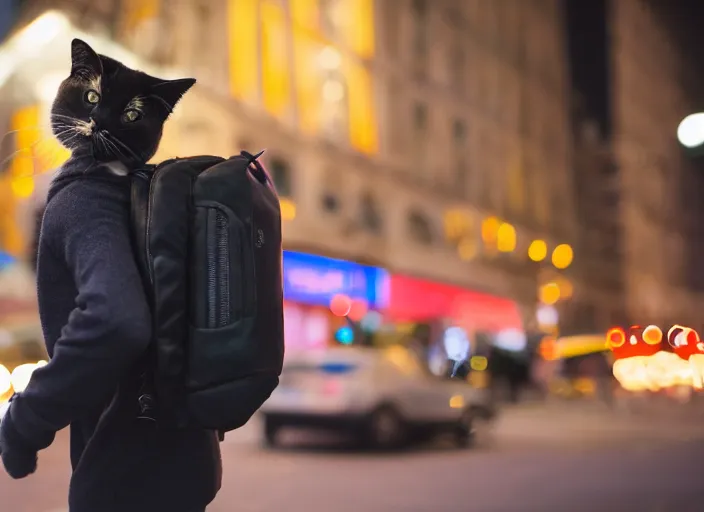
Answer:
[{"xmin": 102, "ymin": 161, "xmax": 129, "ymax": 176}]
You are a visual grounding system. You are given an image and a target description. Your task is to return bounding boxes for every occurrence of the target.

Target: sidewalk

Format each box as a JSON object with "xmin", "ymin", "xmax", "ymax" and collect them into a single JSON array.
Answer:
[{"xmin": 492, "ymin": 399, "xmax": 704, "ymax": 448}]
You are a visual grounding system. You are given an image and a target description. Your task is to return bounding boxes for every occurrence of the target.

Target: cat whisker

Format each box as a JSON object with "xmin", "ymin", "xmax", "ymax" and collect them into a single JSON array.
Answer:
[
  {"xmin": 100, "ymin": 135, "xmax": 122, "ymax": 159},
  {"xmin": 104, "ymin": 133, "xmax": 141, "ymax": 161},
  {"xmin": 0, "ymin": 128, "xmax": 45, "ymax": 148},
  {"xmin": 50, "ymin": 113, "xmax": 82, "ymax": 123},
  {"xmin": 0, "ymin": 133, "xmax": 77, "ymax": 177}
]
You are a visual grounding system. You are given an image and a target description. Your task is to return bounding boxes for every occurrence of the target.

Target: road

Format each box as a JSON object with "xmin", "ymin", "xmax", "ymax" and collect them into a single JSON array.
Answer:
[{"xmin": 1, "ymin": 404, "xmax": 704, "ymax": 512}]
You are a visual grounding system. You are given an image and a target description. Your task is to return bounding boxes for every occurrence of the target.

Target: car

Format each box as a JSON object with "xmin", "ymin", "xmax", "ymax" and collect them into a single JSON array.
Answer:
[{"xmin": 260, "ymin": 345, "xmax": 494, "ymax": 450}]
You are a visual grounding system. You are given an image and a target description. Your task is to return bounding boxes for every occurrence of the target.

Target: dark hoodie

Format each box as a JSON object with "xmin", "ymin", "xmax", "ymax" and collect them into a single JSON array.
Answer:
[{"xmin": 1, "ymin": 156, "xmax": 221, "ymax": 511}]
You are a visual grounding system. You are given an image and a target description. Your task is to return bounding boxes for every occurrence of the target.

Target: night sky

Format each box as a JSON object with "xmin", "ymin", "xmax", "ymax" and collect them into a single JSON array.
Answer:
[{"xmin": 565, "ymin": 0, "xmax": 704, "ymax": 138}]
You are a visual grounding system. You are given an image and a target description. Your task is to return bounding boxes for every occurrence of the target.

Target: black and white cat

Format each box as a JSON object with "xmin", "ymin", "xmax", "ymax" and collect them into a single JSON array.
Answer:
[{"xmin": 51, "ymin": 38, "xmax": 195, "ymax": 175}]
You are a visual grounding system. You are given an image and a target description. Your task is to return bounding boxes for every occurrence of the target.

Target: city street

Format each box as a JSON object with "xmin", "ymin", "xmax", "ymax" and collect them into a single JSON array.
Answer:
[{"xmin": 2, "ymin": 404, "xmax": 704, "ymax": 512}]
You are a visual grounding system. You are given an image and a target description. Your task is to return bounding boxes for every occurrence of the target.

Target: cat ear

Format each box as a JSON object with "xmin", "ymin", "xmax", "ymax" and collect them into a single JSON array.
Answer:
[
  {"xmin": 151, "ymin": 78, "xmax": 196, "ymax": 114},
  {"xmin": 71, "ymin": 39, "xmax": 102, "ymax": 76}
]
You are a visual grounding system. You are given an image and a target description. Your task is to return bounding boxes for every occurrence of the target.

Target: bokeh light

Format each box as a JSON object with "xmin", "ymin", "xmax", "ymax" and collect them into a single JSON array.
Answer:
[
  {"xmin": 551, "ymin": 244, "xmax": 573, "ymax": 269},
  {"xmin": 539, "ymin": 282, "xmax": 561, "ymax": 305},
  {"xmin": 528, "ymin": 239, "xmax": 547, "ymax": 262},
  {"xmin": 496, "ymin": 223, "xmax": 516, "ymax": 252},
  {"xmin": 329, "ymin": 294, "xmax": 352, "ymax": 317}
]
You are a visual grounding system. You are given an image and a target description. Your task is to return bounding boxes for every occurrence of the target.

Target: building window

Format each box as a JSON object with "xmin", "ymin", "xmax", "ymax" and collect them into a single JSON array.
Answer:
[
  {"xmin": 411, "ymin": 0, "xmax": 428, "ymax": 59},
  {"xmin": 269, "ymin": 157, "xmax": 292, "ymax": 197},
  {"xmin": 452, "ymin": 119, "xmax": 467, "ymax": 195},
  {"xmin": 321, "ymin": 192, "xmax": 340, "ymax": 214},
  {"xmin": 412, "ymin": 102, "xmax": 428, "ymax": 172},
  {"xmin": 414, "ymin": 102, "xmax": 427, "ymax": 131},
  {"xmin": 407, "ymin": 210, "xmax": 434, "ymax": 245},
  {"xmin": 450, "ymin": 36, "xmax": 465, "ymax": 94},
  {"xmin": 359, "ymin": 193, "xmax": 382, "ymax": 233}
]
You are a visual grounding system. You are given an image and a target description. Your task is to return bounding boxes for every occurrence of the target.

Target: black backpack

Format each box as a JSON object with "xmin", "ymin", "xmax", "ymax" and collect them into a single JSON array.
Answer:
[{"xmin": 129, "ymin": 151, "xmax": 284, "ymax": 432}]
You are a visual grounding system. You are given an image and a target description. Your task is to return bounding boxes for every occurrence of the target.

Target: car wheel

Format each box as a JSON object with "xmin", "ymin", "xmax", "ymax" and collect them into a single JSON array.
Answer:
[
  {"xmin": 262, "ymin": 416, "xmax": 281, "ymax": 448},
  {"xmin": 366, "ymin": 406, "xmax": 406, "ymax": 450},
  {"xmin": 454, "ymin": 408, "xmax": 475, "ymax": 449}
]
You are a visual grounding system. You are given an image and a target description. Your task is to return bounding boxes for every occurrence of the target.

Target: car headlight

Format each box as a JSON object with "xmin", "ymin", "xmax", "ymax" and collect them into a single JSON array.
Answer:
[{"xmin": 0, "ymin": 364, "xmax": 11, "ymax": 396}]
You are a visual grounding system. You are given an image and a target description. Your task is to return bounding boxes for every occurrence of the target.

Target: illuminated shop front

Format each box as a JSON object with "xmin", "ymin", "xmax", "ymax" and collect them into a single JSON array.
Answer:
[
  {"xmin": 282, "ymin": 250, "xmax": 388, "ymax": 351},
  {"xmin": 384, "ymin": 274, "xmax": 523, "ymax": 332},
  {"xmin": 378, "ymin": 274, "xmax": 526, "ymax": 356}
]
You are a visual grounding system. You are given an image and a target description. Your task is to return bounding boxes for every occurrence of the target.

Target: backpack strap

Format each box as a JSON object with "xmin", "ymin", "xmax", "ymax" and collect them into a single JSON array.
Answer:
[{"xmin": 129, "ymin": 168, "xmax": 159, "ymax": 422}]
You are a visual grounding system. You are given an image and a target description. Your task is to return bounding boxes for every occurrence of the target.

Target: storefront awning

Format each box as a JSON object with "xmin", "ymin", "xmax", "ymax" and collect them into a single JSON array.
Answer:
[{"xmin": 384, "ymin": 274, "xmax": 523, "ymax": 333}]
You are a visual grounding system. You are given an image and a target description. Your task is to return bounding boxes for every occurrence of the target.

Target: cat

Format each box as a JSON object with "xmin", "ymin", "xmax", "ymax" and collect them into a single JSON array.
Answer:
[{"xmin": 51, "ymin": 38, "xmax": 195, "ymax": 175}]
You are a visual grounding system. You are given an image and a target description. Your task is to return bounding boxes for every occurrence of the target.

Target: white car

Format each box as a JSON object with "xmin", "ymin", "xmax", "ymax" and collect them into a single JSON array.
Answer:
[{"xmin": 260, "ymin": 345, "xmax": 494, "ymax": 450}]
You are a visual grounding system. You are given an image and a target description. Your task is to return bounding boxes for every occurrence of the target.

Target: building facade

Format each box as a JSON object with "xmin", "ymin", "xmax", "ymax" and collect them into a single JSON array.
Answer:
[
  {"xmin": 0, "ymin": 0, "xmax": 578, "ymax": 334},
  {"xmin": 610, "ymin": 0, "xmax": 703, "ymax": 327},
  {"xmin": 567, "ymin": 101, "xmax": 626, "ymax": 333}
]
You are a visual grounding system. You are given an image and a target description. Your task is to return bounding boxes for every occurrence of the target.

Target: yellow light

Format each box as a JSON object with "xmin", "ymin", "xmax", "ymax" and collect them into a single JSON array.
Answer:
[
  {"xmin": 470, "ymin": 356, "xmax": 488, "ymax": 371},
  {"xmin": 11, "ymin": 176, "xmax": 34, "ymax": 198},
  {"xmin": 10, "ymin": 363, "xmax": 38, "ymax": 393},
  {"xmin": 481, "ymin": 216, "xmax": 500, "ymax": 244},
  {"xmin": 121, "ymin": 0, "xmax": 160, "ymax": 33},
  {"xmin": 539, "ymin": 336, "xmax": 558, "ymax": 360},
  {"xmin": 292, "ymin": 27, "xmax": 322, "ymax": 135},
  {"xmin": 340, "ymin": 0, "xmax": 375, "ymax": 59},
  {"xmin": 346, "ymin": 58, "xmax": 378, "ymax": 154},
  {"xmin": 528, "ymin": 239, "xmax": 547, "ymax": 262},
  {"xmin": 0, "ymin": 364, "xmax": 11, "ymax": 396},
  {"xmin": 228, "ymin": 0, "xmax": 258, "ymax": 102},
  {"xmin": 449, "ymin": 394, "xmax": 464, "ymax": 409},
  {"xmin": 457, "ymin": 237, "xmax": 477, "ymax": 261},
  {"xmin": 322, "ymin": 79, "xmax": 345, "ymax": 102},
  {"xmin": 261, "ymin": 0, "xmax": 291, "ymax": 118},
  {"xmin": 280, "ymin": 198, "xmax": 297, "ymax": 221},
  {"xmin": 557, "ymin": 278, "xmax": 573, "ymax": 299},
  {"xmin": 552, "ymin": 244, "xmax": 574, "ymax": 269},
  {"xmin": 291, "ymin": 0, "xmax": 319, "ymax": 31},
  {"xmin": 539, "ymin": 282, "xmax": 561, "ymax": 305},
  {"xmin": 496, "ymin": 222, "xmax": 516, "ymax": 252},
  {"xmin": 318, "ymin": 46, "xmax": 341, "ymax": 70},
  {"xmin": 469, "ymin": 371, "xmax": 488, "ymax": 388},
  {"xmin": 573, "ymin": 378, "xmax": 595, "ymax": 395},
  {"xmin": 443, "ymin": 209, "xmax": 472, "ymax": 241}
]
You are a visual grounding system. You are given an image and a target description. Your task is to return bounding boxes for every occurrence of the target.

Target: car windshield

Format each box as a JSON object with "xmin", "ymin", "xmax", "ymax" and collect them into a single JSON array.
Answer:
[{"xmin": 383, "ymin": 345, "xmax": 427, "ymax": 378}]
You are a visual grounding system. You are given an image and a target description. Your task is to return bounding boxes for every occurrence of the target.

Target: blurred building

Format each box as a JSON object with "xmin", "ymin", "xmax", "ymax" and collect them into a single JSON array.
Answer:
[
  {"xmin": 0, "ymin": 0, "xmax": 578, "ymax": 344},
  {"xmin": 610, "ymin": 0, "xmax": 703, "ymax": 327},
  {"xmin": 567, "ymin": 101, "xmax": 626, "ymax": 333}
]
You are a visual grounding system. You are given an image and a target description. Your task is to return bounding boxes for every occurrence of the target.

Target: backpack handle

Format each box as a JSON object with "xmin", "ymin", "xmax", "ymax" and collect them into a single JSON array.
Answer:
[{"xmin": 240, "ymin": 150, "xmax": 270, "ymax": 186}]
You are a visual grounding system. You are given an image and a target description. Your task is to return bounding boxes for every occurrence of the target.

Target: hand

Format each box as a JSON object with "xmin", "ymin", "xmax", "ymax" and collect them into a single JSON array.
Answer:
[{"xmin": 0, "ymin": 399, "xmax": 38, "ymax": 479}]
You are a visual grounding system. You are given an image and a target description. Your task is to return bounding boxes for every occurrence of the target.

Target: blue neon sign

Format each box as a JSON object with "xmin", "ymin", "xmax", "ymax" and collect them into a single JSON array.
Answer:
[
  {"xmin": 282, "ymin": 251, "xmax": 388, "ymax": 309},
  {"xmin": 0, "ymin": 251, "xmax": 15, "ymax": 271}
]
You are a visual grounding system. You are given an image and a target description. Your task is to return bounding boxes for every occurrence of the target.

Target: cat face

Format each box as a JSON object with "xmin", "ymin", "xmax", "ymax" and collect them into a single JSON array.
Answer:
[{"xmin": 51, "ymin": 38, "xmax": 195, "ymax": 165}]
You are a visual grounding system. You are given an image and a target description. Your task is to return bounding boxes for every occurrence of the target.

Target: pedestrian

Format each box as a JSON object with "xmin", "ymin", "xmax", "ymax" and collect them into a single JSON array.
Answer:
[{"xmin": 0, "ymin": 39, "xmax": 220, "ymax": 512}]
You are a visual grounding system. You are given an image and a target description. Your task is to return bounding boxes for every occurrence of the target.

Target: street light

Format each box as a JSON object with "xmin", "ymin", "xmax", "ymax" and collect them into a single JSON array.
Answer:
[{"xmin": 677, "ymin": 113, "xmax": 704, "ymax": 149}]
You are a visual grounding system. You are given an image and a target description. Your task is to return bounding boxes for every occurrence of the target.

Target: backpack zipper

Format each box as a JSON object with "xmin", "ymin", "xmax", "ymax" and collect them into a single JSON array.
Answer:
[
  {"xmin": 206, "ymin": 209, "xmax": 217, "ymax": 328},
  {"xmin": 216, "ymin": 210, "xmax": 230, "ymax": 327},
  {"xmin": 206, "ymin": 209, "xmax": 231, "ymax": 328}
]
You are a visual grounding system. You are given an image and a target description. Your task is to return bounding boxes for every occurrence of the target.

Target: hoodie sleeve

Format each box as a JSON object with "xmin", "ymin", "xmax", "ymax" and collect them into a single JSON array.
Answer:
[{"xmin": 3, "ymin": 180, "xmax": 152, "ymax": 452}]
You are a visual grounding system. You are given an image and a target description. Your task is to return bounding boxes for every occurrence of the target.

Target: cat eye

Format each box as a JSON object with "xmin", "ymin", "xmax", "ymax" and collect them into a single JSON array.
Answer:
[
  {"xmin": 85, "ymin": 90, "xmax": 100, "ymax": 104},
  {"xmin": 122, "ymin": 109, "xmax": 141, "ymax": 123}
]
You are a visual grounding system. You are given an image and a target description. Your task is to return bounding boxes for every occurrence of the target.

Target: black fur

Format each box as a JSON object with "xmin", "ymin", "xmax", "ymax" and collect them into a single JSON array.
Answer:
[{"xmin": 51, "ymin": 38, "xmax": 195, "ymax": 165}]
